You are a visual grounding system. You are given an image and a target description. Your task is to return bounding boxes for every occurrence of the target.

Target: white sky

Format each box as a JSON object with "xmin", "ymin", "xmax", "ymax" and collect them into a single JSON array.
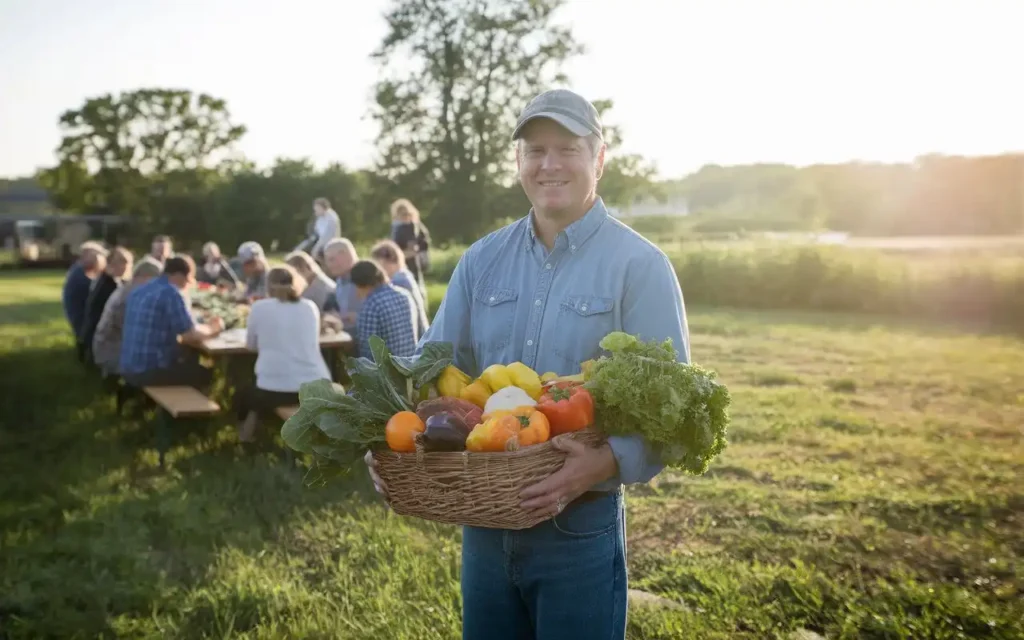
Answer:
[{"xmin": 1, "ymin": 0, "xmax": 1021, "ymax": 180}]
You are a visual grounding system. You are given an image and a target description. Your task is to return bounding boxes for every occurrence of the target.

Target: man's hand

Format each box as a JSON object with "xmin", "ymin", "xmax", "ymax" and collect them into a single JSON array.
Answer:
[
  {"xmin": 519, "ymin": 437, "xmax": 618, "ymax": 520},
  {"xmin": 364, "ymin": 450, "xmax": 389, "ymax": 503}
]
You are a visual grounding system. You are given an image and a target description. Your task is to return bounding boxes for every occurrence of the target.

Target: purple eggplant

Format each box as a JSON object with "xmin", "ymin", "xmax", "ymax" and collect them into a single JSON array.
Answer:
[{"xmin": 421, "ymin": 411, "xmax": 469, "ymax": 452}]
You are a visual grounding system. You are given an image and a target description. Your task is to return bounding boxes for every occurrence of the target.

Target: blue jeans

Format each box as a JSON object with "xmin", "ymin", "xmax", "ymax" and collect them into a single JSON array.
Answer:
[{"xmin": 461, "ymin": 489, "xmax": 627, "ymax": 640}]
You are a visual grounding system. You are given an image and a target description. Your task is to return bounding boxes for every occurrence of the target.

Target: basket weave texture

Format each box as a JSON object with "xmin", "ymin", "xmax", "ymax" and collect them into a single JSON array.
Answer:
[{"xmin": 372, "ymin": 428, "xmax": 607, "ymax": 530}]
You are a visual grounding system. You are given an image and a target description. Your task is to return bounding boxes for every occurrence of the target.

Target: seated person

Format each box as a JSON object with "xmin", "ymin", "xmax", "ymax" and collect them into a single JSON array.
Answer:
[
  {"xmin": 351, "ymin": 259, "xmax": 418, "ymax": 359},
  {"xmin": 235, "ymin": 265, "xmax": 332, "ymax": 442},
  {"xmin": 284, "ymin": 249, "xmax": 337, "ymax": 312},
  {"xmin": 118, "ymin": 256, "xmax": 224, "ymax": 390},
  {"xmin": 322, "ymin": 238, "xmax": 362, "ymax": 329},
  {"xmin": 63, "ymin": 242, "xmax": 108, "ymax": 352},
  {"xmin": 92, "ymin": 258, "xmax": 162, "ymax": 376},
  {"xmin": 150, "ymin": 234, "xmax": 173, "ymax": 265},
  {"xmin": 79, "ymin": 247, "xmax": 133, "ymax": 364},
  {"xmin": 369, "ymin": 239, "xmax": 429, "ymax": 338},
  {"xmin": 196, "ymin": 241, "xmax": 241, "ymax": 288},
  {"xmin": 236, "ymin": 241, "xmax": 269, "ymax": 300}
]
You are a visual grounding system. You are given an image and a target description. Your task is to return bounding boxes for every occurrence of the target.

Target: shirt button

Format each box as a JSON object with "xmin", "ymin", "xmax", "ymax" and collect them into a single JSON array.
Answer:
[
  {"xmin": 534, "ymin": 299, "xmax": 541, "ymax": 306},
  {"xmin": 527, "ymin": 339, "xmax": 533, "ymax": 346},
  {"xmin": 545, "ymin": 263, "xmax": 552, "ymax": 270},
  {"xmin": 581, "ymin": 305, "xmax": 588, "ymax": 312},
  {"xmin": 489, "ymin": 296, "xmax": 495, "ymax": 302},
  {"xmin": 570, "ymin": 244, "xmax": 576, "ymax": 251}
]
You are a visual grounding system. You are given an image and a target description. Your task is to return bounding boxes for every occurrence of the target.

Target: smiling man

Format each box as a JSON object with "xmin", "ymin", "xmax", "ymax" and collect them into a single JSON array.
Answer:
[{"xmin": 366, "ymin": 88, "xmax": 689, "ymax": 640}]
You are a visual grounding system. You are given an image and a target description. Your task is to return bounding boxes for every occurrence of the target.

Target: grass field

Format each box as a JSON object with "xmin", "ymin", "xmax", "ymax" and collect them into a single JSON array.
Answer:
[{"xmin": 1, "ymin": 271, "xmax": 1022, "ymax": 639}]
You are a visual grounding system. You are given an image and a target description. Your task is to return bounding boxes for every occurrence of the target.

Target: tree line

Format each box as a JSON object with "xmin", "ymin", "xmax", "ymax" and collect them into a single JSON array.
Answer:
[{"xmin": 6, "ymin": 0, "xmax": 1021, "ymax": 252}]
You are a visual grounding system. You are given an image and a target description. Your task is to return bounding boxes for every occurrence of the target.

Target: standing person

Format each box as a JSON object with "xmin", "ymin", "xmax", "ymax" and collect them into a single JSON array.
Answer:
[
  {"xmin": 62, "ymin": 241, "xmax": 108, "ymax": 358},
  {"xmin": 236, "ymin": 265, "xmax": 332, "ymax": 442},
  {"xmin": 390, "ymin": 198, "xmax": 431, "ymax": 296},
  {"xmin": 236, "ymin": 241, "xmax": 269, "ymax": 300},
  {"xmin": 321, "ymin": 238, "xmax": 361, "ymax": 329},
  {"xmin": 119, "ymin": 256, "xmax": 225, "ymax": 390},
  {"xmin": 349, "ymin": 259, "xmax": 418, "ymax": 359},
  {"xmin": 196, "ymin": 241, "xmax": 241, "ymax": 288},
  {"xmin": 79, "ymin": 247, "xmax": 134, "ymax": 364},
  {"xmin": 150, "ymin": 235, "xmax": 173, "ymax": 264},
  {"xmin": 92, "ymin": 257, "xmax": 163, "ymax": 375},
  {"xmin": 310, "ymin": 197, "xmax": 341, "ymax": 263},
  {"xmin": 365, "ymin": 89, "xmax": 688, "ymax": 640},
  {"xmin": 369, "ymin": 239, "xmax": 429, "ymax": 338}
]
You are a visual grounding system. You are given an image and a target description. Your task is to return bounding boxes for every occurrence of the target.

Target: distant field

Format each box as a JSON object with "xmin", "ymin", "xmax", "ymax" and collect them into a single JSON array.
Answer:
[{"xmin": 1, "ymin": 271, "xmax": 1022, "ymax": 639}]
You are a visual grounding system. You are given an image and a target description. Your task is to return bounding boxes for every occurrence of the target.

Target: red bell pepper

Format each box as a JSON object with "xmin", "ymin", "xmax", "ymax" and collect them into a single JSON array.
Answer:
[{"xmin": 537, "ymin": 382, "xmax": 595, "ymax": 436}]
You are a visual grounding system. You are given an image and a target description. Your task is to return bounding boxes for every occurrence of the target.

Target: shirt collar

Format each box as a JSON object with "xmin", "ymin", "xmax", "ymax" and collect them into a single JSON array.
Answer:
[{"xmin": 526, "ymin": 196, "xmax": 609, "ymax": 253}]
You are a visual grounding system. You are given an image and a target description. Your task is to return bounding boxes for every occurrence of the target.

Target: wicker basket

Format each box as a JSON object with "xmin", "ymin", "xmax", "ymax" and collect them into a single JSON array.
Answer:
[{"xmin": 372, "ymin": 428, "xmax": 607, "ymax": 530}]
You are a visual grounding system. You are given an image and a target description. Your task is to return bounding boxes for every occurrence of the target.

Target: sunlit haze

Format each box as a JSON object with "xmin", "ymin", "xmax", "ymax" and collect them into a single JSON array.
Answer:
[{"xmin": 1, "ymin": 0, "xmax": 1021, "ymax": 179}]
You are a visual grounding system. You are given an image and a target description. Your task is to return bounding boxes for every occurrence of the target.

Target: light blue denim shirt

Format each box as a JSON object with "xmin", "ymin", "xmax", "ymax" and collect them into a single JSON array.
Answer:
[
  {"xmin": 420, "ymin": 197, "xmax": 689, "ymax": 489},
  {"xmin": 334, "ymin": 274, "xmax": 362, "ymax": 328}
]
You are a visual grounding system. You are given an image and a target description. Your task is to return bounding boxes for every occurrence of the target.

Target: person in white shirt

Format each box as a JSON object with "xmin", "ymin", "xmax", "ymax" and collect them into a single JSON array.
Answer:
[
  {"xmin": 236, "ymin": 265, "xmax": 331, "ymax": 442},
  {"xmin": 310, "ymin": 197, "xmax": 341, "ymax": 263}
]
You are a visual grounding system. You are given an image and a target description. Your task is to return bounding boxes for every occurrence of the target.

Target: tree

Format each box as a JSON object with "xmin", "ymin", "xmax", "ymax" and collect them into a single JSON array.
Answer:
[
  {"xmin": 371, "ymin": 0, "xmax": 583, "ymax": 240},
  {"xmin": 42, "ymin": 89, "xmax": 247, "ymax": 219}
]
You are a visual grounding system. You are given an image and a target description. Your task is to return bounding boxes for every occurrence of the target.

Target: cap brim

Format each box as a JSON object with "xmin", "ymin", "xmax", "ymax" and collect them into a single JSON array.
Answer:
[{"xmin": 512, "ymin": 112, "xmax": 592, "ymax": 140}]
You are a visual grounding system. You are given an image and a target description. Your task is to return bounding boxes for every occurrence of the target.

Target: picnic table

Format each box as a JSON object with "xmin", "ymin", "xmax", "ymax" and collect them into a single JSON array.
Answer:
[{"xmin": 193, "ymin": 327, "xmax": 354, "ymax": 357}]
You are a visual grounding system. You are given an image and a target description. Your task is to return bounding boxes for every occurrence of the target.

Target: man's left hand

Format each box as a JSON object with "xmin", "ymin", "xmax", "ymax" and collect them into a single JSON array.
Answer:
[{"xmin": 519, "ymin": 436, "xmax": 618, "ymax": 520}]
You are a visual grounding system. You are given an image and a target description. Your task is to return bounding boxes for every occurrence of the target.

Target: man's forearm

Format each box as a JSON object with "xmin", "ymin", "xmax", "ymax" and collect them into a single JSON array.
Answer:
[{"xmin": 592, "ymin": 434, "xmax": 664, "ymax": 489}]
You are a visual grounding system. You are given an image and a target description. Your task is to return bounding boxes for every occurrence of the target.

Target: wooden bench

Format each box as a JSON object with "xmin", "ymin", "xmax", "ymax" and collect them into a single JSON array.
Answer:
[{"xmin": 143, "ymin": 386, "xmax": 221, "ymax": 467}]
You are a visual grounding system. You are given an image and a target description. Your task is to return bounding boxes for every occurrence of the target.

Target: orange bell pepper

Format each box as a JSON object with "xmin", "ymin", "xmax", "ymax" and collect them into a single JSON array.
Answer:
[{"xmin": 536, "ymin": 382, "xmax": 594, "ymax": 436}]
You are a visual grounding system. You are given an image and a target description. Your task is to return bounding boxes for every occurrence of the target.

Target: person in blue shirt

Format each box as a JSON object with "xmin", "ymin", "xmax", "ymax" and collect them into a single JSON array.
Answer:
[
  {"xmin": 62, "ymin": 242, "xmax": 107, "ymax": 360},
  {"xmin": 119, "ymin": 255, "xmax": 225, "ymax": 389},
  {"xmin": 365, "ymin": 89, "xmax": 689, "ymax": 640},
  {"xmin": 350, "ymin": 259, "xmax": 418, "ymax": 359},
  {"xmin": 369, "ymin": 239, "xmax": 430, "ymax": 338},
  {"xmin": 322, "ymin": 238, "xmax": 362, "ymax": 329}
]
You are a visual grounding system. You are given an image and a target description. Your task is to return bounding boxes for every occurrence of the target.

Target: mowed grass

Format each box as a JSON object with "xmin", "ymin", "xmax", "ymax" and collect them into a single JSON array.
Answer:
[{"xmin": 1, "ymin": 271, "xmax": 1022, "ymax": 640}]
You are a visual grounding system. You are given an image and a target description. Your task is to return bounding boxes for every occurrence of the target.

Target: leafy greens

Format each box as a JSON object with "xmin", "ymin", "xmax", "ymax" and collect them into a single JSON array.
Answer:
[{"xmin": 584, "ymin": 331, "xmax": 731, "ymax": 475}]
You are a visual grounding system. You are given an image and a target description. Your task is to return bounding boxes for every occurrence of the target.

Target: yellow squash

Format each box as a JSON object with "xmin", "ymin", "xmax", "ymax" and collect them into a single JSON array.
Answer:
[{"xmin": 505, "ymin": 362, "xmax": 543, "ymax": 400}]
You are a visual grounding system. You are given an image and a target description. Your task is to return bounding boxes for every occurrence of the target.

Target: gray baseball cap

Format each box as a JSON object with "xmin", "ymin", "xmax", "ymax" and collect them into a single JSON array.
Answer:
[
  {"xmin": 512, "ymin": 89, "xmax": 603, "ymax": 141},
  {"xmin": 237, "ymin": 241, "xmax": 265, "ymax": 262}
]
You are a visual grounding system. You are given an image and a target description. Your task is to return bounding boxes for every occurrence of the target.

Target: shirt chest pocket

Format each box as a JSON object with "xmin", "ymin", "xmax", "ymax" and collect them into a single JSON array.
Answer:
[
  {"xmin": 471, "ymin": 286, "xmax": 519, "ymax": 355},
  {"xmin": 553, "ymin": 294, "xmax": 616, "ymax": 370}
]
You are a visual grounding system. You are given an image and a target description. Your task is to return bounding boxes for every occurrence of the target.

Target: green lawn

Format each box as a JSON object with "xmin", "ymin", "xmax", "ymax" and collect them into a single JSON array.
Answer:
[{"xmin": 1, "ymin": 271, "xmax": 1022, "ymax": 639}]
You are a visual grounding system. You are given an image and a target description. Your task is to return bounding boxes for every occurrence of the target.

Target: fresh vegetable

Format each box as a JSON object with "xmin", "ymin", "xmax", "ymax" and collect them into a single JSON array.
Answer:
[
  {"xmin": 385, "ymin": 411, "xmax": 426, "ymax": 452},
  {"xmin": 537, "ymin": 383, "xmax": 594, "ymax": 436},
  {"xmin": 584, "ymin": 331, "xmax": 731, "ymax": 475},
  {"xmin": 483, "ymin": 385, "xmax": 536, "ymax": 416},
  {"xmin": 460, "ymin": 380, "xmax": 491, "ymax": 408},
  {"xmin": 421, "ymin": 412, "xmax": 469, "ymax": 452},
  {"xmin": 437, "ymin": 365, "xmax": 471, "ymax": 398},
  {"xmin": 509, "ymin": 409, "xmax": 550, "ymax": 446},
  {"xmin": 540, "ymin": 371, "xmax": 558, "ymax": 383},
  {"xmin": 415, "ymin": 397, "xmax": 483, "ymax": 430},
  {"xmin": 280, "ymin": 336, "xmax": 453, "ymax": 478},
  {"xmin": 479, "ymin": 364, "xmax": 514, "ymax": 393},
  {"xmin": 504, "ymin": 362, "xmax": 543, "ymax": 400},
  {"xmin": 465, "ymin": 415, "xmax": 521, "ymax": 452}
]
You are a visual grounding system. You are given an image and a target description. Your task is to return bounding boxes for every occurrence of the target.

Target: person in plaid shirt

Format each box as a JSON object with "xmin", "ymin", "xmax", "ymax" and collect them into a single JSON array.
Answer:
[
  {"xmin": 350, "ymin": 259, "xmax": 418, "ymax": 359},
  {"xmin": 119, "ymin": 255, "xmax": 225, "ymax": 389}
]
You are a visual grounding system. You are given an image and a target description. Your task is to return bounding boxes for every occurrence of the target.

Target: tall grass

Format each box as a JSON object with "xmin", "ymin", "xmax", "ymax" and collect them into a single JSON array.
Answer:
[{"xmin": 424, "ymin": 242, "xmax": 1024, "ymax": 332}]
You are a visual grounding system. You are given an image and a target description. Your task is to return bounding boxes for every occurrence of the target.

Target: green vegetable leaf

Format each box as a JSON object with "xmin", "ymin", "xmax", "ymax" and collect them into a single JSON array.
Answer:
[
  {"xmin": 280, "ymin": 403, "xmax": 331, "ymax": 455},
  {"xmin": 391, "ymin": 341, "xmax": 454, "ymax": 387}
]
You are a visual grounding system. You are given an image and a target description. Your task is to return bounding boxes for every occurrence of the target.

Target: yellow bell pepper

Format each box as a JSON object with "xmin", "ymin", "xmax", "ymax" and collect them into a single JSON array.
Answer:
[
  {"xmin": 540, "ymin": 371, "xmax": 559, "ymax": 383},
  {"xmin": 505, "ymin": 362, "xmax": 543, "ymax": 400},
  {"xmin": 460, "ymin": 380, "xmax": 492, "ymax": 408},
  {"xmin": 479, "ymin": 364, "xmax": 513, "ymax": 393},
  {"xmin": 437, "ymin": 365, "xmax": 471, "ymax": 398}
]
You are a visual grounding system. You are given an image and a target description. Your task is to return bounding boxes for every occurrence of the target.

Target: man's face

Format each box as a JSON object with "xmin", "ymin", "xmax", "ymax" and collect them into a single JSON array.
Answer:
[
  {"xmin": 241, "ymin": 260, "xmax": 259, "ymax": 276},
  {"xmin": 313, "ymin": 203, "xmax": 326, "ymax": 216},
  {"xmin": 324, "ymin": 249, "xmax": 355, "ymax": 278},
  {"xmin": 168, "ymin": 270, "xmax": 194, "ymax": 290},
  {"xmin": 516, "ymin": 119, "xmax": 604, "ymax": 219},
  {"xmin": 110, "ymin": 255, "xmax": 132, "ymax": 279},
  {"xmin": 152, "ymin": 241, "xmax": 171, "ymax": 260}
]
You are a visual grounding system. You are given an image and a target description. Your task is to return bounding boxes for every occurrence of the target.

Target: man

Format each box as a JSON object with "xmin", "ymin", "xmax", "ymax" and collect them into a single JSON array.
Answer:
[
  {"xmin": 350, "ymin": 259, "xmax": 418, "ymax": 358},
  {"xmin": 321, "ymin": 238, "xmax": 361, "ymax": 328},
  {"xmin": 78, "ymin": 246, "xmax": 134, "ymax": 365},
  {"xmin": 370, "ymin": 239, "xmax": 430, "ymax": 338},
  {"xmin": 92, "ymin": 257, "xmax": 163, "ymax": 376},
  {"xmin": 236, "ymin": 241, "xmax": 269, "ymax": 300},
  {"xmin": 366, "ymin": 89, "xmax": 688, "ymax": 640},
  {"xmin": 119, "ymin": 255, "xmax": 224, "ymax": 389},
  {"xmin": 62, "ymin": 241, "xmax": 108, "ymax": 358},
  {"xmin": 310, "ymin": 197, "xmax": 341, "ymax": 262},
  {"xmin": 150, "ymin": 235, "xmax": 173, "ymax": 264}
]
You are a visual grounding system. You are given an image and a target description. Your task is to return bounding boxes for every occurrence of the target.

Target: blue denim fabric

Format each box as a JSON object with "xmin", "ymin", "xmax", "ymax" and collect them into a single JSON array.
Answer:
[{"xmin": 461, "ymin": 490, "xmax": 627, "ymax": 640}]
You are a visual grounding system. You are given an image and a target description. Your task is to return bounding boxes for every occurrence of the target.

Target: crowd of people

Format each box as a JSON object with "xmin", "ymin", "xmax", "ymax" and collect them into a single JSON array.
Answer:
[{"xmin": 61, "ymin": 196, "xmax": 433, "ymax": 442}]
